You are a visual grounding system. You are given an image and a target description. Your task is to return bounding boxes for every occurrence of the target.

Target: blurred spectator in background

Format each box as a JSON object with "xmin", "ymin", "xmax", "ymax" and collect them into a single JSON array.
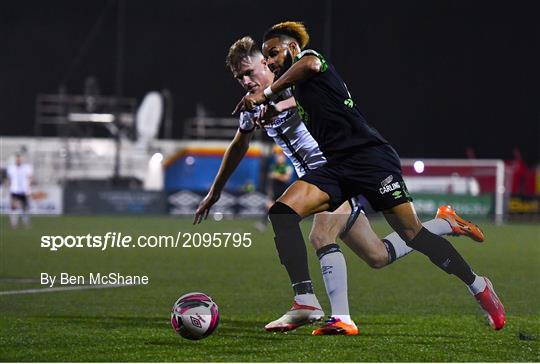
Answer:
[
  {"xmin": 255, "ymin": 148, "xmax": 293, "ymax": 231},
  {"xmin": 509, "ymin": 148, "xmax": 536, "ymax": 195},
  {"xmin": 84, "ymin": 75, "xmax": 100, "ymax": 113},
  {"xmin": 269, "ymin": 150, "xmax": 293, "ymax": 200},
  {"xmin": 465, "ymin": 147, "xmax": 476, "ymax": 159},
  {"xmin": 6, "ymin": 154, "xmax": 33, "ymax": 228}
]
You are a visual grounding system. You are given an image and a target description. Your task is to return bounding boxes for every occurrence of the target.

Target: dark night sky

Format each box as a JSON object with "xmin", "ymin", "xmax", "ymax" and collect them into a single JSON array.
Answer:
[{"xmin": 1, "ymin": 0, "xmax": 539, "ymax": 164}]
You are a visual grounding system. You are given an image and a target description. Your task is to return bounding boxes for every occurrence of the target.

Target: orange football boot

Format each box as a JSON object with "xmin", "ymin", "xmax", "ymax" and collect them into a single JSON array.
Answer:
[
  {"xmin": 436, "ymin": 205, "xmax": 485, "ymax": 242},
  {"xmin": 312, "ymin": 317, "xmax": 359, "ymax": 336}
]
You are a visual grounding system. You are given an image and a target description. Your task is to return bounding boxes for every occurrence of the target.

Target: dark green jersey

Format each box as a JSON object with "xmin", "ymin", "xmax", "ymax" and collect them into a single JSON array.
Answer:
[{"xmin": 292, "ymin": 50, "xmax": 388, "ymax": 159}]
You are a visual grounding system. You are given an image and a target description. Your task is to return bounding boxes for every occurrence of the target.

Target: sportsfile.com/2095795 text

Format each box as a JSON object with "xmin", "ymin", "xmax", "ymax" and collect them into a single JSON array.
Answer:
[{"xmin": 40, "ymin": 232, "xmax": 253, "ymax": 251}]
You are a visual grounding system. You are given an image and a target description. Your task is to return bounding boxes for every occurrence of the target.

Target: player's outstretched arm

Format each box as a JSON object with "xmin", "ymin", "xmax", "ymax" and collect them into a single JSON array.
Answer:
[
  {"xmin": 257, "ymin": 97, "xmax": 297, "ymax": 127},
  {"xmin": 193, "ymin": 130, "xmax": 253, "ymax": 224},
  {"xmin": 269, "ymin": 55, "xmax": 322, "ymax": 95},
  {"xmin": 232, "ymin": 56, "xmax": 320, "ymax": 115}
]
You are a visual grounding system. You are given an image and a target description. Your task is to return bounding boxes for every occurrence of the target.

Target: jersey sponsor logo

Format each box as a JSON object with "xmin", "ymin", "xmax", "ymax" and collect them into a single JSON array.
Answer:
[
  {"xmin": 381, "ymin": 175, "xmax": 394, "ymax": 187},
  {"xmin": 379, "ymin": 181, "xmax": 401, "ymax": 195},
  {"xmin": 240, "ymin": 106, "xmax": 295, "ymax": 131},
  {"xmin": 263, "ymin": 109, "xmax": 295, "ymax": 129}
]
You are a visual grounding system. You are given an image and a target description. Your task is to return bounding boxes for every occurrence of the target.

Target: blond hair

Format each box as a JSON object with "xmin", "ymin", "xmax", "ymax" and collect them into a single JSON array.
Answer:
[{"xmin": 225, "ymin": 36, "xmax": 261, "ymax": 71}]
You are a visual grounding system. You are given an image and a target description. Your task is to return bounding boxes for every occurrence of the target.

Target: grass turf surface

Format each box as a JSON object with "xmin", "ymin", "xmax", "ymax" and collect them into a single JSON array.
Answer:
[{"xmin": 0, "ymin": 216, "xmax": 539, "ymax": 362}]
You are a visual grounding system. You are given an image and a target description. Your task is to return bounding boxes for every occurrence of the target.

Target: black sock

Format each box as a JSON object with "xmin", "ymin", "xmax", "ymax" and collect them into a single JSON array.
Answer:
[
  {"xmin": 407, "ymin": 227, "xmax": 475, "ymax": 285},
  {"xmin": 268, "ymin": 202, "xmax": 312, "ymax": 287},
  {"xmin": 316, "ymin": 243, "xmax": 341, "ymax": 260},
  {"xmin": 292, "ymin": 281, "xmax": 314, "ymax": 295}
]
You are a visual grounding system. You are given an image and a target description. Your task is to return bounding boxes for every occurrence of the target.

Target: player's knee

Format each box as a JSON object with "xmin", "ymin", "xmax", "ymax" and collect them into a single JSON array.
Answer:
[
  {"xmin": 268, "ymin": 202, "xmax": 300, "ymax": 227},
  {"xmin": 308, "ymin": 230, "xmax": 334, "ymax": 250},
  {"xmin": 367, "ymin": 258, "xmax": 386, "ymax": 269},
  {"xmin": 268, "ymin": 201, "xmax": 295, "ymax": 217}
]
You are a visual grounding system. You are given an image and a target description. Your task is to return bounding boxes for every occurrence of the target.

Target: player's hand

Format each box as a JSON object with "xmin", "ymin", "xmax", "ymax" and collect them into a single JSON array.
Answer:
[
  {"xmin": 193, "ymin": 191, "xmax": 221, "ymax": 225},
  {"xmin": 258, "ymin": 104, "xmax": 282, "ymax": 126},
  {"xmin": 232, "ymin": 91, "xmax": 266, "ymax": 115}
]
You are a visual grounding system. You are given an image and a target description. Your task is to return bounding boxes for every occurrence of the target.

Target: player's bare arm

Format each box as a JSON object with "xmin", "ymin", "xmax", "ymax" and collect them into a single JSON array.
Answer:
[
  {"xmin": 193, "ymin": 130, "xmax": 253, "ymax": 224},
  {"xmin": 266, "ymin": 55, "xmax": 321, "ymax": 96},
  {"xmin": 257, "ymin": 96, "xmax": 297, "ymax": 126},
  {"xmin": 233, "ymin": 57, "xmax": 320, "ymax": 114}
]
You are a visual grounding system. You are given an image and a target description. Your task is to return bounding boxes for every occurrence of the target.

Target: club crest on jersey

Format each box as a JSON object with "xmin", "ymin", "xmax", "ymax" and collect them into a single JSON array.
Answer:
[{"xmin": 379, "ymin": 181, "xmax": 401, "ymax": 195}]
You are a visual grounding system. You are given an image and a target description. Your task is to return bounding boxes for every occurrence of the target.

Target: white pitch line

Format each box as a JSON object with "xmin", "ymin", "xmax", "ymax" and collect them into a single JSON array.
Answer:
[{"xmin": 0, "ymin": 284, "xmax": 137, "ymax": 296}]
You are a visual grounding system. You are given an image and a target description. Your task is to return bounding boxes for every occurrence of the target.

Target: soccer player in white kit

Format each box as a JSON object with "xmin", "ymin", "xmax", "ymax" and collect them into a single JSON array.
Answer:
[
  {"xmin": 194, "ymin": 36, "xmax": 486, "ymax": 335},
  {"xmin": 6, "ymin": 154, "xmax": 33, "ymax": 228}
]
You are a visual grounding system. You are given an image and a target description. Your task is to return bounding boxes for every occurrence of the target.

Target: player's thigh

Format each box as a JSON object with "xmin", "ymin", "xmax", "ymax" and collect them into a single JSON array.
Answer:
[
  {"xmin": 341, "ymin": 213, "xmax": 388, "ymax": 267},
  {"xmin": 309, "ymin": 201, "xmax": 351, "ymax": 250},
  {"xmin": 277, "ymin": 180, "xmax": 331, "ymax": 218},
  {"xmin": 382, "ymin": 201, "xmax": 423, "ymax": 242}
]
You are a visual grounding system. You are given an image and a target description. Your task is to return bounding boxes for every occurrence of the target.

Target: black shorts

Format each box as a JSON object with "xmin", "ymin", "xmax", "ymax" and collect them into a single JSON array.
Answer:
[
  {"xmin": 272, "ymin": 181, "xmax": 289, "ymax": 201},
  {"xmin": 11, "ymin": 193, "xmax": 29, "ymax": 209},
  {"xmin": 301, "ymin": 144, "xmax": 412, "ymax": 211}
]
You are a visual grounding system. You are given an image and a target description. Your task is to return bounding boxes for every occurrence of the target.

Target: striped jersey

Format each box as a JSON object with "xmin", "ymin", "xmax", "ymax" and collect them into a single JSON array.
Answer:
[{"xmin": 238, "ymin": 89, "xmax": 326, "ymax": 177}]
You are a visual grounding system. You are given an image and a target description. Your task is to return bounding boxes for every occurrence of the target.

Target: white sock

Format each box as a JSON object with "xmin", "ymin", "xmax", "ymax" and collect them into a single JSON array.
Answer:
[
  {"xmin": 383, "ymin": 233, "xmax": 413, "ymax": 261},
  {"xmin": 383, "ymin": 218, "xmax": 455, "ymax": 263},
  {"xmin": 422, "ymin": 218, "xmax": 453, "ymax": 236},
  {"xmin": 9, "ymin": 212, "xmax": 18, "ymax": 228},
  {"xmin": 317, "ymin": 244, "xmax": 352, "ymax": 324},
  {"xmin": 332, "ymin": 314, "xmax": 353, "ymax": 324},
  {"xmin": 294, "ymin": 293, "xmax": 321, "ymax": 308},
  {"xmin": 467, "ymin": 274, "xmax": 487, "ymax": 295},
  {"xmin": 22, "ymin": 213, "xmax": 30, "ymax": 226}
]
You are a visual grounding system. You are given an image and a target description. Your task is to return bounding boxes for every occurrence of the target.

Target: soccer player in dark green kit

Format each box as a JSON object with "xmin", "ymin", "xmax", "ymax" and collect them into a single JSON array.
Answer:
[{"xmin": 234, "ymin": 21, "xmax": 505, "ymax": 331}]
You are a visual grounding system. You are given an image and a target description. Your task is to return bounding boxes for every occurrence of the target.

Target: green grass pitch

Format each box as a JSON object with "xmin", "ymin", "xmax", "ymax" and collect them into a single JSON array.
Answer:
[{"xmin": 1, "ymin": 215, "xmax": 539, "ymax": 362}]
